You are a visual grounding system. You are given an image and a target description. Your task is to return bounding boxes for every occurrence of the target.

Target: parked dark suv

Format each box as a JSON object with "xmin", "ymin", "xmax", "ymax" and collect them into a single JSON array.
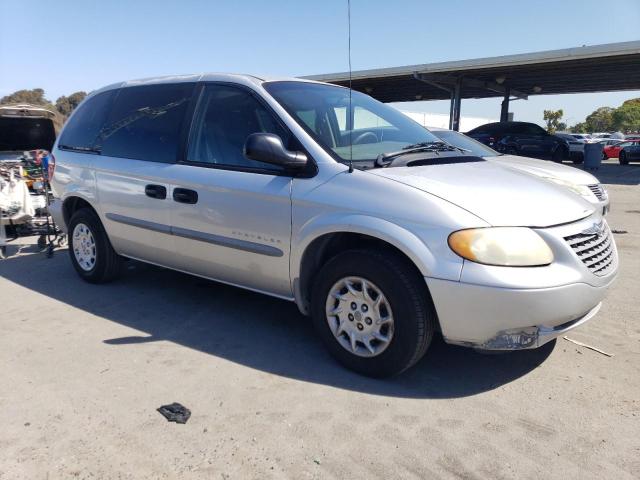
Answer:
[{"xmin": 467, "ymin": 121, "xmax": 569, "ymax": 162}]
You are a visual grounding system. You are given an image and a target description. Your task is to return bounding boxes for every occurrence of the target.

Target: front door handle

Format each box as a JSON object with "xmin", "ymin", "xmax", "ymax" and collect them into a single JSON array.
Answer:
[
  {"xmin": 145, "ymin": 184, "xmax": 167, "ymax": 199},
  {"xmin": 173, "ymin": 188, "xmax": 198, "ymax": 204}
]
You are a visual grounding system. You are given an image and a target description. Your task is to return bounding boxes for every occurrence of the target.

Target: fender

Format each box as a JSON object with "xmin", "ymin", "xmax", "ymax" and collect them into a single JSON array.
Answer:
[
  {"xmin": 290, "ymin": 213, "xmax": 463, "ymax": 313},
  {"xmin": 292, "ymin": 213, "xmax": 439, "ymax": 279}
]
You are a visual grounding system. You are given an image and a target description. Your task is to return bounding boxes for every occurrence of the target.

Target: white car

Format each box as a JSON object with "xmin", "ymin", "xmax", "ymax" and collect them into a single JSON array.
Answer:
[
  {"xmin": 430, "ymin": 128, "xmax": 609, "ymax": 216},
  {"xmin": 49, "ymin": 75, "xmax": 618, "ymax": 377},
  {"xmin": 571, "ymin": 133, "xmax": 596, "ymax": 143}
]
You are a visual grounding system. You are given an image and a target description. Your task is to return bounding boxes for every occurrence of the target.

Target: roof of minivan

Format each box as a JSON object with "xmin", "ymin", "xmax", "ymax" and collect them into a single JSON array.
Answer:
[{"xmin": 91, "ymin": 73, "xmax": 331, "ymax": 96}]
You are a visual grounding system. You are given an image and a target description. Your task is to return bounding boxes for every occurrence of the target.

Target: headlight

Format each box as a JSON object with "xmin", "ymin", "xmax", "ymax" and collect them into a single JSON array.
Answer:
[
  {"xmin": 448, "ymin": 227, "xmax": 554, "ymax": 267},
  {"xmin": 543, "ymin": 177, "xmax": 592, "ymax": 197}
]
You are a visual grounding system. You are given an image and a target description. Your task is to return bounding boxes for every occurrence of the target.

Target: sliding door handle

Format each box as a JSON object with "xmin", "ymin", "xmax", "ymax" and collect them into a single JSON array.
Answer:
[
  {"xmin": 145, "ymin": 184, "xmax": 167, "ymax": 199},
  {"xmin": 173, "ymin": 188, "xmax": 198, "ymax": 204}
]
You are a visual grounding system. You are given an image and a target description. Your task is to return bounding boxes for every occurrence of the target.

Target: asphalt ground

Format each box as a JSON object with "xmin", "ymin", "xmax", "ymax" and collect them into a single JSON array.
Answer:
[{"xmin": 0, "ymin": 160, "xmax": 638, "ymax": 479}]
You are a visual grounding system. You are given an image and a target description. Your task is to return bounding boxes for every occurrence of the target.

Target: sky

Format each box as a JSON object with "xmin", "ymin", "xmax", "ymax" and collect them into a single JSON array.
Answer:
[{"xmin": 1, "ymin": 0, "xmax": 639, "ymax": 127}]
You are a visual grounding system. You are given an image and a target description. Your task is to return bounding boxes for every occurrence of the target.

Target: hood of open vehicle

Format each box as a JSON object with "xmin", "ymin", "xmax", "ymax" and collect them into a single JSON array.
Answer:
[
  {"xmin": 368, "ymin": 160, "xmax": 594, "ymax": 227},
  {"xmin": 488, "ymin": 154, "xmax": 599, "ymax": 185},
  {"xmin": 0, "ymin": 116, "xmax": 56, "ymax": 152}
]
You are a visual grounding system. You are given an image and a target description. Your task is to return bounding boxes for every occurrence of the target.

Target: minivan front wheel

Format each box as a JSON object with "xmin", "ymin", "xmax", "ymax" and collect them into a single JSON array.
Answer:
[
  {"xmin": 311, "ymin": 249, "xmax": 435, "ymax": 377},
  {"xmin": 68, "ymin": 208, "xmax": 122, "ymax": 283}
]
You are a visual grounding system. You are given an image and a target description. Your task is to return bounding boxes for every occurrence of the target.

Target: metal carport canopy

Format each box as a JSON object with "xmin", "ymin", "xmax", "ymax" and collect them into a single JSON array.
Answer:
[
  {"xmin": 303, "ymin": 41, "xmax": 640, "ymax": 130},
  {"xmin": 303, "ymin": 41, "xmax": 640, "ymax": 102}
]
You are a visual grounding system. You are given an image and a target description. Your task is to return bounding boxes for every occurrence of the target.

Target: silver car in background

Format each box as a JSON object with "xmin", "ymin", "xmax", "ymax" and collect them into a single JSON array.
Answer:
[{"xmin": 49, "ymin": 75, "xmax": 618, "ymax": 377}]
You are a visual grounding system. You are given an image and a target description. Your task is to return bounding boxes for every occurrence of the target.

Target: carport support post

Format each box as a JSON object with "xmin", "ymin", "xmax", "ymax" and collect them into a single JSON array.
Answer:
[
  {"xmin": 500, "ymin": 86, "xmax": 510, "ymax": 122},
  {"xmin": 452, "ymin": 78, "xmax": 462, "ymax": 131},
  {"xmin": 448, "ymin": 91, "xmax": 455, "ymax": 130}
]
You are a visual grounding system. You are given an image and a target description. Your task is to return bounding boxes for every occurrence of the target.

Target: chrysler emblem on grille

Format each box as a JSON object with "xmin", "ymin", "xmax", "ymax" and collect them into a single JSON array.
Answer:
[{"xmin": 581, "ymin": 221, "xmax": 605, "ymax": 236}]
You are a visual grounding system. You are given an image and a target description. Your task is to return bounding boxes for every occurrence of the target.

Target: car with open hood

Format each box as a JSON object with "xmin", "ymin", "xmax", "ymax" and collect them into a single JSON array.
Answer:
[
  {"xmin": 49, "ymin": 75, "xmax": 618, "ymax": 377},
  {"xmin": 0, "ymin": 104, "xmax": 57, "ymax": 158}
]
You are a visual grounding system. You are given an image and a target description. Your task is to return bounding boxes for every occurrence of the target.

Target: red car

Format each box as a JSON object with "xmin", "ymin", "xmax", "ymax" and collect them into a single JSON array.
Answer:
[{"xmin": 603, "ymin": 140, "xmax": 640, "ymax": 159}]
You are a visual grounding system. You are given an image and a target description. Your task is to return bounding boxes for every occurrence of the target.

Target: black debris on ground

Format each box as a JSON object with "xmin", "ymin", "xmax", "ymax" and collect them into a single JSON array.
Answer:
[{"xmin": 157, "ymin": 403, "xmax": 191, "ymax": 424}]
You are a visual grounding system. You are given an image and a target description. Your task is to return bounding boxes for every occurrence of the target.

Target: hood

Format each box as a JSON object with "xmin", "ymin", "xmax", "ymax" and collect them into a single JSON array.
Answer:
[
  {"xmin": 489, "ymin": 154, "xmax": 599, "ymax": 185},
  {"xmin": 368, "ymin": 160, "xmax": 594, "ymax": 227},
  {"xmin": 0, "ymin": 116, "xmax": 56, "ymax": 152}
]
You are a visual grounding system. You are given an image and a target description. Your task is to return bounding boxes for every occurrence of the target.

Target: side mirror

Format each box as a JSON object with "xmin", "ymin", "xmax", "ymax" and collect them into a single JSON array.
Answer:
[{"xmin": 244, "ymin": 133, "xmax": 308, "ymax": 170}]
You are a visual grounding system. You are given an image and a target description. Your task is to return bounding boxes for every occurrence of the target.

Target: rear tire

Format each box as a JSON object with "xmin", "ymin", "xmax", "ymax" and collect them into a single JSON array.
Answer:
[
  {"xmin": 68, "ymin": 208, "xmax": 122, "ymax": 283},
  {"xmin": 310, "ymin": 249, "xmax": 435, "ymax": 377},
  {"xmin": 552, "ymin": 146, "xmax": 565, "ymax": 162},
  {"xmin": 619, "ymin": 151, "xmax": 629, "ymax": 165}
]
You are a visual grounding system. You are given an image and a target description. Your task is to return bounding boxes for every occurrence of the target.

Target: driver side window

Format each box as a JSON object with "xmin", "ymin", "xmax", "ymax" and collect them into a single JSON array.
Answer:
[{"xmin": 187, "ymin": 85, "xmax": 291, "ymax": 172}]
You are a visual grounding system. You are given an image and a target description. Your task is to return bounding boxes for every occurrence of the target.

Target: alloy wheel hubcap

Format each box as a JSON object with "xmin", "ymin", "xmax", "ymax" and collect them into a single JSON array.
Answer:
[
  {"xmin": 325, "ymin": 276, "xmax": 394, "ymax": 357},
  {"xmin": 72, "ymin": 223, "xmax": 96, "ymax": 271}
]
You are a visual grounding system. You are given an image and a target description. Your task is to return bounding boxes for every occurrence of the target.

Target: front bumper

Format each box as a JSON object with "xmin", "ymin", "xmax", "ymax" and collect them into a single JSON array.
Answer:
[
  {"xmin": 426, "ymin": 213, "xmax": 618, "ymax": 350},
  {"xmin": 426, "ymin": 278, "xmax": 613, "ymax": 350}
]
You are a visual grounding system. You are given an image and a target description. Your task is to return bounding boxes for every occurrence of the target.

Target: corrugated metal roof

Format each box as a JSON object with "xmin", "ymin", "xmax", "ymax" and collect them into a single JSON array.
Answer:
[{"xmin": 302, "ymin": 41, "xmax": 640, "ymax": 102}]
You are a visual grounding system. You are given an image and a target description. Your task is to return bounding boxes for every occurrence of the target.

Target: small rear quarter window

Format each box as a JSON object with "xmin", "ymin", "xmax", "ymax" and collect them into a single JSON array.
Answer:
[{"xmin": 58, "ymin": 90, "xmax": 116, "ymax": 151}]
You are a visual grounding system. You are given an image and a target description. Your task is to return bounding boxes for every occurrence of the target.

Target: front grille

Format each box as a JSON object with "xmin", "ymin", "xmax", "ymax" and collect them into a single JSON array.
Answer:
[
  {"xmin": 587, "ymin": 184, "xmax": 607, "ymax": 201},
  {"xmin": 564, "ymin": 223, "xmax": 615, "ymax": 276}
]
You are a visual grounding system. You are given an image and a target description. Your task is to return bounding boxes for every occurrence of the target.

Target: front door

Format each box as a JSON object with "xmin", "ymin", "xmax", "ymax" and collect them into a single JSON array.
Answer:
[
  {"xmin": 167, "ymin": 84, "xmax": 295, "ymax": 298},
  {"xmin": 513, "ymin": 123, "xmax": 546, "ymax": 158}
]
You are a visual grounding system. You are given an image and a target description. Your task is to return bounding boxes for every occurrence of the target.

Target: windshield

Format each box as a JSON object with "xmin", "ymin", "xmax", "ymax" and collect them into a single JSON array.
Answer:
[
  {"xmin": 264, "ymin": 81, "xmax": 441, "ymax": 162},
  {"xmin": 431, "ymin": 129, "xmax": 499, "ymax": 157}
]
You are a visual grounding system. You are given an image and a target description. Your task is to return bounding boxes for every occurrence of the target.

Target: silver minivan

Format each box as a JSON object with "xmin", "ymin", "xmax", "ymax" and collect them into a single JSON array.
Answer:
[{"xmin": 50, "ymin": 74, "xmax": 618, "ymax": 377}]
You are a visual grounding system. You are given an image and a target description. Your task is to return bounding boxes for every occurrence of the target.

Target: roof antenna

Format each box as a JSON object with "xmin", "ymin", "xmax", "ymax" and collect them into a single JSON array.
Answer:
[{"xmin": 347, "ymin": 0, "xmax": 354, "ymax": 173}]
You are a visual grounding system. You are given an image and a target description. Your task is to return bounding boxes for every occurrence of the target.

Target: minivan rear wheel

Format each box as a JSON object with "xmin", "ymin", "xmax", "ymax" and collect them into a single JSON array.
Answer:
[
  {"xmin": 310, "ymin": 249, "xmax": 435, "ymax": 377},
  {"xmin": 68, "ymin": 208, "xmax": 122, "ymax": 283}
]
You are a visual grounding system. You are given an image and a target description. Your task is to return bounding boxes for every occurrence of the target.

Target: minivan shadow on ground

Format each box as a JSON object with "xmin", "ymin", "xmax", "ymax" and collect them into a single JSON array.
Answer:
[{"xmin": 0, "ymin": 245, "xmax": 554, "ymax": 399}]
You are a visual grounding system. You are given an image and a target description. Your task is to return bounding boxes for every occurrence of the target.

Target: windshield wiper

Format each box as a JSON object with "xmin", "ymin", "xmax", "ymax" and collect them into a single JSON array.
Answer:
[
  {"xmin": 59, "ymin": 144, "xmax": 102, "ymax": 154},
  {"xmin": 375, "ymin": 141, "xmax": 468, "ymax": 167}
]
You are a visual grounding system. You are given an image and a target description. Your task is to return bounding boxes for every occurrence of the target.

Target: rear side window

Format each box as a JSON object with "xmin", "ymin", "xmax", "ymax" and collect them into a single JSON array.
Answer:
[
  {"xmin": 509, "ymin": 123, "xmax": 546, "ymax": 135},
  {"xmin": 97, "ymin": 83, "xmax": 195, "ymax": 163},
  {"xmin": 469, "ymin": 124, "xmax": 498, "ymax": 135},
  {"xmin": 58, "ymin": 90, "xmax": 116, "ymax": 151}
]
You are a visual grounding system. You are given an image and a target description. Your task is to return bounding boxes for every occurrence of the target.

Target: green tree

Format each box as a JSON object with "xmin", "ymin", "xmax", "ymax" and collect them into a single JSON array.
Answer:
[
  {"xmin": 1, "ymin": 88, "xmax": 45, "ymax": 104},
  {"xmin": 55, "ymin": 91, "xmax": 87, "ymax": 117},
  {"xmin": 543, "ymin": 109, "xmax": 564, "ymax": 134},
  {"xmin": 611, "ymin": 98, "xmax": 640, "ymax": 133},
  {"xmin": 584, "ymin": 107, "xmax": 614, "ymax": 132},
  {"xmin": 570, "ymin": 122, "xmax": 587, "ymax": 133}
]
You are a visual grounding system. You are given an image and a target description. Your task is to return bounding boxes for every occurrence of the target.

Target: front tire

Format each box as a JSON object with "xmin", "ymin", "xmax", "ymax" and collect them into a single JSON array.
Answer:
[
  {"xmin": 552, "ymin": 146, "xmax": 565, "ymax": 162},
  {"xmin": 310, "ymin": 249, "xmax": 435, "ymax": 377},
  {"xmin": 619, "ymin": 151, "xmax": 629, "ymax": 165},
  {"xmin": 68, "ymin": 208, "xmax": 122, "ymax": 283}
]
